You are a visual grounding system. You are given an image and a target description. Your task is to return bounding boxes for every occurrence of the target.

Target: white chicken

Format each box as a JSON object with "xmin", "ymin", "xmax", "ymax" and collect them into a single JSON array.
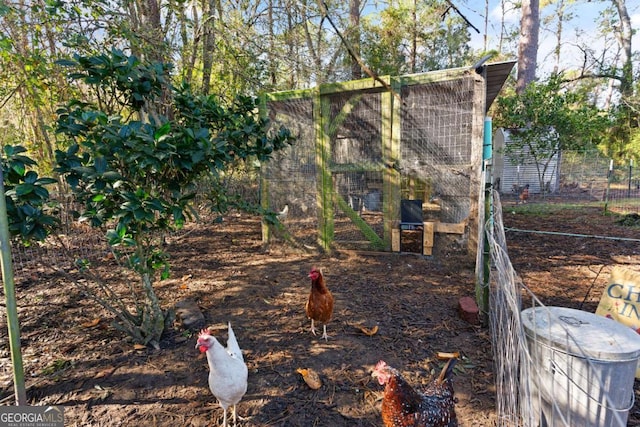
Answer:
[
  {"xmin": 276, "ymin": 204, "xmax": 289, "ymax": 221},
  {"xmin": 196, "ymin": 323, "xmax": 248, "ymax": 427}
]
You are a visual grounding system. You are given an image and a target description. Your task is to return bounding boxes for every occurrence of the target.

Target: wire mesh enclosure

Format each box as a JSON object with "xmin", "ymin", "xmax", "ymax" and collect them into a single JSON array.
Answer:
[
  {"xmin": 261, "ymin": 62, "xmax": 514, "ymax": 258},
  {"xmin": 487, "ymin": 191, "xmax": 640, "ymax": 426}
]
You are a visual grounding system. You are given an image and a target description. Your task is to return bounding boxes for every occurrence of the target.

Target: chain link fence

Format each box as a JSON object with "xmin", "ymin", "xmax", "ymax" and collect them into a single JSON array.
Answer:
[{"xmin": 499, "ymin": 150, "xmax": 640, "ymax": 215}]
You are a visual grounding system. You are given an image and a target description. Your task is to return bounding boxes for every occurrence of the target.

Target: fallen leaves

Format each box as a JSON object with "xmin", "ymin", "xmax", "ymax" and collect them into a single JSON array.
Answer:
[
  {"xmin": 436, "ymin": 351, "xmax": 460, "ymax": 360},
  {"xmin": 81, "ymin": 318, "xmax": 101, "ymax": 328},
  {"xmin": 94, "ymin": 366, "xmax": 119, "ymax": 379},
  {"xmin": 296, "ymin": 368, "xmax": 322, "ymax": 389},
  {"xmin": 353, "ymin": 323, "xmax": 379, "ymax": 336},
  {"xmin": 358, "ymin": 324, "xmax": 378, "ymax": 336}
]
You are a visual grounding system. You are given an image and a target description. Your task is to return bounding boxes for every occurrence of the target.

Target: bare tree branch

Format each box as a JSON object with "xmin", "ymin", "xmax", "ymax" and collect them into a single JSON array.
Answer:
[
  {"xmin": 316, "ymin": 0, "xmax": 402, "ymax": 103},
  {"xmin": 443, "ymin": 0, "xmax": 480, "ymax": 33}
]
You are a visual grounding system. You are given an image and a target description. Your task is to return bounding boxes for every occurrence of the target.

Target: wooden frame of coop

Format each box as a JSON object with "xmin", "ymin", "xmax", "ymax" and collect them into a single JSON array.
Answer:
[{"xmin": 260, "ymin": 61, "xmax": 515, "ymax": 259}]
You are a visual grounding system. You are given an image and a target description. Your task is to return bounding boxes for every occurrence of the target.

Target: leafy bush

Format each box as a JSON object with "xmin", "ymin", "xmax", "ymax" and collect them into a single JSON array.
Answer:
[
  {"xmin": 2, "ymin": 145, "xmax": 58, "ymax": 244},
  {"xmin": 54, "ymin": 50, "xmax": 293, "ymax": 347}
]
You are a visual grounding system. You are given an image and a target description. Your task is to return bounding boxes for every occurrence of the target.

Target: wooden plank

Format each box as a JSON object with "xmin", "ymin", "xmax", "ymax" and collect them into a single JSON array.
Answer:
[
  {"xmin": 320, "ymin": 76, "xmax": 392, "ymax": 95},
  {"xmin": 315, "ymin": 93, "xmax": 333, "ymax": 252},
  {"xmin": 391, "ymin": 229, "xmax": 400, "ymax": 252},
  {"xmin": 434, "ymin": 222, "xmax": 466, "ymax": 234},
  {"xmin": 423, "ymin": 222, "xmax": 434, "ymax": 255},
  {"xmin": 398, "ymin": 67, "xmax": 469, "ymax": 87},
  {"xmin": 329, "ymin": 162, "xmax": 387, "ymax": 173},
  {"xmin": 382, "ymin": 76, "xmax": 402, "ymax": 251},
  {"xmin": 334, "ymin": 194, "xmax": 385, "ymax": 249},
  {"xmin": 257, "ymin": 95, "xmax": 271, "ymax": 244},
  {"xmin": 264, "ymin": 87, "xmax": 316, "ymax": 102},
  {"xmin": 326, "ymin": 94, "xmax": 363, "ymax": 136},
  {"xmin": 260, "ymin": 176, "xmax": 270, "ymax": 243}
]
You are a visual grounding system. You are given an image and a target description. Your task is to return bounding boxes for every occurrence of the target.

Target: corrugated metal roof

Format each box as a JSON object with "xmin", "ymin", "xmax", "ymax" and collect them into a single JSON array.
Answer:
[{"xmin": 476, "ymin": 60, "xmax": 517, "ymax": 113}]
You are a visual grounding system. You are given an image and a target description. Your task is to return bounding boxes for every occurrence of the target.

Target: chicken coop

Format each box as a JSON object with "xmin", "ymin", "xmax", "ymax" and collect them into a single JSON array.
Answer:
[
  {"xmin": 492, "ymin": 128, "xmax": 561, "ymax": 195},
  {"xmin": 260, "ymin": 61, "xmax": 515, "ymax": 259}
]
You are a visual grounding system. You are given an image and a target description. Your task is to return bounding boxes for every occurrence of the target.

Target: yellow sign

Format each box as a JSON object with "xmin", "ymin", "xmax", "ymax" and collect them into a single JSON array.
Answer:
[{"xmin": 596, "ymin": 267, "xmax": 640, "ymax": 377}]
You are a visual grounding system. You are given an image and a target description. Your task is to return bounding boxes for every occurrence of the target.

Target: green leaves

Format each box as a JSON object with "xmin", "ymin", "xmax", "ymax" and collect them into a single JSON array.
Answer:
[
  {"xmin": 2, "ymin": 145, "xmax": 59, "ymax": 244},
  {"xmin": 56, "ymin": 49, "xmax": 171, "ymax": 112},
  {"xmin": 494, "ymin": 77, "xmax": 609, "ymax": 154},
  {"xmin": 55, "ymin": 51, "xmax": 295, "ymax": 259},
  {"xmin": 53, "ymin": 50, "xmax": 294, "ymax": 344}
]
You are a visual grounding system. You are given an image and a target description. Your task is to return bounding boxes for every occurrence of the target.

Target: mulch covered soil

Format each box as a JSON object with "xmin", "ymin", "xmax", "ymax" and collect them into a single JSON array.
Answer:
[{"xmin": 1, "ymin": 200, "xmax": 639, "ymax": 426}]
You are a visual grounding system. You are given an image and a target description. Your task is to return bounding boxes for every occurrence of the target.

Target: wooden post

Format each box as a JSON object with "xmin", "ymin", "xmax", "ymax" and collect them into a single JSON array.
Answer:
[
  {"xmin": 382, "ymin": 76, "xmax": 401, "ymax": 250},
  {"xmin": 314, "ymin": 90, "xmax": 334, "ymax": 252},
  {"xmin": 257, "ymin": 94, "xmax": 271, "ymax": 245},
  {"xmin": 391, "ymin": 228, "xmax": 400, "ymax": 252},
  {"xmin": 423, "ymin": 222, "xmax": 434, "ymax": 255}
]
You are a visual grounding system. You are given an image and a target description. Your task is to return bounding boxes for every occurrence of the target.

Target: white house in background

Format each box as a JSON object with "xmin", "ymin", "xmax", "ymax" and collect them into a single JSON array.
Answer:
[{"xmin": 492, "ymin": 128, "xmax": 561, "ymax": 194}]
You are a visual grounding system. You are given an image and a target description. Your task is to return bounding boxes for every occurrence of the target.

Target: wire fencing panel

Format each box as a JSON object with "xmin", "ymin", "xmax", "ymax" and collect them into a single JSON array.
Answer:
[
  {"xmin": 487, "ymin": 191, "xmax": 534, "ymax": 426},
  {"xmin": 504, "ymin": 149, "xmax": 640, "ymax": 214},
  {"xmin": 263, "ymin": 71, "xmax": 481, "ymax": 253},
  {"xmin": 488, "ymin": 191, "xmax": 639, "ymax": 426},
  {"xmin": 328, "ymin": 90, "xmax": 385, "ymax": 249},
  {"xmin": 263, "ymin": 97, "xmax": 319, "ymax": 247},
  {"xmin": 400, "ymin": 76, "xmax": 475, "ymax": 224}
]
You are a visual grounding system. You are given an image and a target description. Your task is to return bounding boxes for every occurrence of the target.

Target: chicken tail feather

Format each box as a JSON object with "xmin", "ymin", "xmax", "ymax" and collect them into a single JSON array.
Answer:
[{"xmin": 226, "ymin": 322, "xmax": 244, "ymax": 362}]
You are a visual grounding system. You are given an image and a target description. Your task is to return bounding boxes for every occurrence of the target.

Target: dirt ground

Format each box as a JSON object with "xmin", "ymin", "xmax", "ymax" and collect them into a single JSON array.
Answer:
[{"xmin": 1, "ymin": 197, "xmax": 639, "ymax": 426}]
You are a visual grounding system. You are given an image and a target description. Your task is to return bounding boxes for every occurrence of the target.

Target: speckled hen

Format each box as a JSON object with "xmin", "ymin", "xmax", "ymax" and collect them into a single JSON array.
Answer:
[{"xmin": 372, "ymin": 358, "xmax": 458, "ymax": 427}]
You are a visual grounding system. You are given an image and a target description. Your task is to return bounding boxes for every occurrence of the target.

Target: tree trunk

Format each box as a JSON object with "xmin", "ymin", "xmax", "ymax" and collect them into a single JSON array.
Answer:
[
  {"xmin": 349, "ymin": 0, "xmax": 362, "ymax": 79},
  {"xmin": 129, "ymin": 0, "xmax": 165, "ymax": 63},
  {"xmin": 410, "ymin": 0, "xmax": 417, "ymax": 73},
  {"xmin": 268, "ymin": 0, "xmax": 277, "ymax": 86},
  {"xmin": 516, "ymin": 0, "xmax": 539, "ymax": 94},
  {"xmin": 551, "ymin": 0, "xmax": 566, "ymax": 75},
  {"xmin": 141, "ymin": 272, "xmax": 165, "ymax": 349},
  {"xmin": 483, "ymin": 0, "xmax": 489, "ymax": 52},
  {"xmin": 610, "ymin": 0, "xmax": 633, "ymax": 98},
  {"xmin": 201, "ymin": 0, "xmax": 217, "ymax": 95}
]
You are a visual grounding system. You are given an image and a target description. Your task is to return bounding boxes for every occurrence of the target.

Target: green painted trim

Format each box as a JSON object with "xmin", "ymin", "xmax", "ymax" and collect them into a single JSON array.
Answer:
[
  {"xmin": 381, "ymin": 77, "xmax": 402, "ymax": 250},
  {"xmin": 265, "ymin": 66, "xmax": 471, "ymax": 103},
  {"xmin": 264, "ymin": 88, "xmax": 316, "ymax": 101},
  {"xmin": 260, "ymin": 174, "xmax": 270, "ymax": 243},
  {"xmin": 326, "ymin": 94, "xmax": 362, "ymax": 136},
  {"xmin": 334, "ymin": 194, "xmax": 385, "ymax": 249},
  {"xmin": 0, "ymin": 167, "xmax": 27, "ymax": 404},
  {"xmin": 329, "ymin": 162, "xmax": 387, "ymax": 173},
  {"xmin": 314, "ymin": 93, "xmax": 334, "ymax": 252},
  {"xmin": 257, "ymin": 93, "xmax": 271, "ymax": 243},
  {"xmin": 398, "ymin": 67, "xmax": 470, "ymax": 86},
  {"xmin": 319, "ymin": 76, "xmax": 392, "ymax": 95}
]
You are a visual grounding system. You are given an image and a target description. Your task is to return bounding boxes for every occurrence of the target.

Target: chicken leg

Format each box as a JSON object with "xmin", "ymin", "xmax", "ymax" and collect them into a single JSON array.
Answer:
[
  {"xmin": 219, "ymin": 404, "xmax": 239, "ymax": 427},
  {"xmin": 310, "ymin": 319, "xmax": 317, "ymax": 336},
  {"xmin": 309, "ymin": 319, "xmax": 329, "ymax": 340},
  {"xmin": 321, "ymin": 324, "xmax": 328, "ymax": 341}
]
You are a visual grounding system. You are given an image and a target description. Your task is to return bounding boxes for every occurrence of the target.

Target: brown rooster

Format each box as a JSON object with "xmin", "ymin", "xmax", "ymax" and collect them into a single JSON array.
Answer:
[
  {"xmin": 305, "ymin": 267, "xmax": 334, "ymax": 340},
  {"xmin": 372, "ymin": 358, "xmax": 458, "ymax": 427}
]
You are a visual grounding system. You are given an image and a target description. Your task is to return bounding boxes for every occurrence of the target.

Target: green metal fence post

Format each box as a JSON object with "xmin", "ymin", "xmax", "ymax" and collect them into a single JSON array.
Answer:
[
  {"xmin": 0, "ymin": 165, "xmax": 27, "ymax": 405},
  {"xmin": 478, "ymin": 116, "xmax": 493, "ymax": 325}
]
